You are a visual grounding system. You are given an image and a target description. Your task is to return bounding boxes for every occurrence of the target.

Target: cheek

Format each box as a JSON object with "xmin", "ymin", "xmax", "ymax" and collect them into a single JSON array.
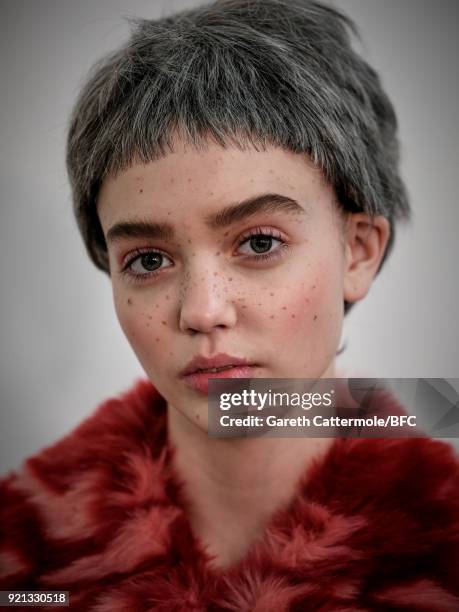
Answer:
[
  {"xmin": 275, "ymin": 278, "xmax": 334, "ymax": 333},
  {"xmin": 113, "ymin": 291, "xmax": 171, "ymax": 363},
  {"xmin": 271, "ymin": 255, "xmax": 342, "ymax": 325},
  {"xmin": 269, "ymin": 259, "xmax": 344, "ymax": 364}
]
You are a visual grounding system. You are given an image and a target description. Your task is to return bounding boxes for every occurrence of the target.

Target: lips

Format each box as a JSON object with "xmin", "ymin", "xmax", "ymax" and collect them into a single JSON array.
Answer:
[
  {"xmin": 180, "ymin": 353, "xmax": 258, "ymax": 394},
  {"xmin": 180, "ymin": 353, "xmax": 254, "ymax": 377},
  {"xmin": 195, "ymin": 365, "xmax": 237, "ymax": 374}
]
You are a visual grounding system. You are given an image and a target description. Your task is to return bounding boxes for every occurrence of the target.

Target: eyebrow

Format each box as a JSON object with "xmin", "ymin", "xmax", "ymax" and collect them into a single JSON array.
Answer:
[{"xmin": 106, "ymin": 193, "xmax": 307, "ymax": 244}]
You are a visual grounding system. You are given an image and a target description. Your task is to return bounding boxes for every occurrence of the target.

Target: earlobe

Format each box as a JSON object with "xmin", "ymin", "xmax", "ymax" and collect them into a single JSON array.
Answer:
[{"xmin": 343, "ymin": 214, "xmax": 391, "ymax": 305}]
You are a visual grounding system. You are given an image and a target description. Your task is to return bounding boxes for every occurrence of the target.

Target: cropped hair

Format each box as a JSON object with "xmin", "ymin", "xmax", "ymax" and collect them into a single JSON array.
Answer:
[{"xmin": 66, "ymin": 0, "xmax": 410, "ymax": 305}]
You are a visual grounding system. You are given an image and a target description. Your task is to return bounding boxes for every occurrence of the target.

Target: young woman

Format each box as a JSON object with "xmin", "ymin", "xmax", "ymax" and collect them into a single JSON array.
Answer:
[{"xmin": 1, "ymin": 0, "xmax": 458, "ymax": 609}]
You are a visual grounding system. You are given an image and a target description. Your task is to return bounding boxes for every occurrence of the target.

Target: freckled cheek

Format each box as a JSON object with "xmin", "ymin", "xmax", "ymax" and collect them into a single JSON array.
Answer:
[
  {"xmin": 308, "ymin": 276, "xmax": 333, "ymax": 310},
  {"xmin": 113, "ymin": 293, "xmax": 168, "ymax": 358},
  {"xmin": 298, "ymin": 272, "xmax": 343, "ymax": 346},
  {"xmin": 275, "ymin": 288, "xmax": 317, "ymax": 332},
  {"xmin": 276, "ymin": 269, "xmax": 341, "ymax": 334}
]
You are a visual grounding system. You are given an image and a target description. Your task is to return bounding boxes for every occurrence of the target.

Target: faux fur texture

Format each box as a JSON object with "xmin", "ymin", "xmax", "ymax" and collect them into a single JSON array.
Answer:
[{"xmin": 1, "ymin": 379, "xmax": 458, "ymax": 611}]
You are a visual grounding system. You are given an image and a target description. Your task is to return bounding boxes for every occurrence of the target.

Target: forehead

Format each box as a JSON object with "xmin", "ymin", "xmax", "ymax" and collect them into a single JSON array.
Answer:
[{"xmin": 97, "ymin": 139, "xmax": 335, "ymax": 229}]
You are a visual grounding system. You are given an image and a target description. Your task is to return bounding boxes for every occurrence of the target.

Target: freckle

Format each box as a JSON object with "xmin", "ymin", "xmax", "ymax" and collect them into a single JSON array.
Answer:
[
  {"xmin": 270, "ymin": 293, "xmax": 274, "ymax": 297},
  {"xmin": 291, "ymin": 314, "xmax": 296, "ymax": 319},
  {"xmin": 313, "ymin": 314, "xmax": 318, "ymax": 321},
  {"xmin": 148, "ymin": 315, "xmax": 152, "ymax": 320},
  {"xmin": 312, "ymin": 285, "xmax": 316, "ymax": 289},
  {"xmin": 187, "ymin": 177, "xmax": 192, "ymax": 183},
  {"xmin": 242, "ymin": 305, "xmax": 248, "ymax": 309},
  {"xmin": 170, "ymin": 178, "xmax": 174, "ymax": 184},
  {"xmin": 188, "ymin": 239, "xmax": 192, "ymax": 244},
  {"xmin": 224, "ymin": 231, "xmax": 229, "ymax": 237},
  {"xmin": 196, "ymin": 413, "xmax": 200, "ymax": 421},
  {"xmin": 257, "ymin": 303, "xmax": 262, "ymax": 306},
  {"xmin": 270, "ymin": 315, "xmax": 275, "ymax": 319},
  {"xmin": 155, "ymin": 337, "xmax": 160, "ymax": 342},
  {"xmin": 215, "ymin": 252, "xmax": 220, "ymax": 256},
  {"xmin": 161, "ymin": 320, "xmax": 167, "ymax": 326},
  {"xmin": 282, "ymin": 306, "xmax": 287, "ymax": 310},
  {"xmin": 127, "ymin": 298, "xmax": 133, "ymax": 305},
  {"xmin": 214, "ymin": 271, "xmax": 218, "ymax": 276},
  {"xmin": 146, "ymin": 323, "xmax": 150, "ymax": 327},
  {"xmin": 155, "ymin": 304, "xmax": 159, "ymax": 308},
  {"xmin": 191, "ymin": 252, "xmax": 196, "ymax": 256},
  {"xmin": 165, "ymin": 294, "xmax": 170, "ymax": 300},
  {"xmin": 139, "ymin": 188, "xmax": 143, "ymax": 193},
  {"xmin": 228, "ymin": 277, "xmax": 233, "ymax": 281}
]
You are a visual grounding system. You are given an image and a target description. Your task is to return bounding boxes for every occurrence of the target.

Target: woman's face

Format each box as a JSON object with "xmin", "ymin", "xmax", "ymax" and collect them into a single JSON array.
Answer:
[{"xmin": 98, "ymin": 139, "xmax": 347, "ymax": 430}]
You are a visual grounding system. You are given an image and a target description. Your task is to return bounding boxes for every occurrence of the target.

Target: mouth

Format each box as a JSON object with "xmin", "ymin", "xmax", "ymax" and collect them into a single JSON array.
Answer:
[
  {"xmin": 182, "ymin": 355, "xmax": 259, "ymax": 394},
  {"xmin": 193, "ymin": 364, "xmax": 246, "ymax": 374},
  {"xmin": 180, "ymin": 353, "xmax": 254, "ymax": 376}
]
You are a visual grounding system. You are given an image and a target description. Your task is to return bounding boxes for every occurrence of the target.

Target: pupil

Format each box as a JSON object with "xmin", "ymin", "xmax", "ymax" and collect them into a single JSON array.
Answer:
[
  {"xmin": 250, "ymin": 235, "xmax": 272, "ymax": 253},
  {"xmin": 141, "ymin": 253, "xmax": 161, "ymax": 271}
]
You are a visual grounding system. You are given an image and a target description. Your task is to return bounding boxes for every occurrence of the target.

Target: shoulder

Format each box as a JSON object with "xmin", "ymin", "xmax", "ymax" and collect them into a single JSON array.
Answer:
[
  {"xmin": 305, "ymin": 436, "xmax": 459, "ymax": 608},
  {"xmin": 311, "ymin": 435, "xmax": 459, "ymax": 544},
  {"xmin": 317, "ymin": 435, "xmax": 459, "ymax": 497},
  {"xmin": 0, "ymin": 378, "xmax": 168, "ymax": 589}
]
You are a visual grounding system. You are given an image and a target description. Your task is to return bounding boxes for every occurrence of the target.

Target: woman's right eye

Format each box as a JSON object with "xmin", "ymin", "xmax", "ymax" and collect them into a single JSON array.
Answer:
[{"xmin": 124, "ymin": 250, "xmax": 173, "ymax": 278}]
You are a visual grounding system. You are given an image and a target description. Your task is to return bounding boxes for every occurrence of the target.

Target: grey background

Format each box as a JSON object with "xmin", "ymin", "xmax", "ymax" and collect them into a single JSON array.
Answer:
[{"xmin": 1, "ymin": 0, "xmax": 458, "ymax": 473}]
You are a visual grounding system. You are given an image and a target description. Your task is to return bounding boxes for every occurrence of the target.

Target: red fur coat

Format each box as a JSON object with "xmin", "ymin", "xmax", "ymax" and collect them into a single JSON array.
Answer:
[{"xmin": 1, "ymin": 379, "xmax": 459, "ymax": 611}]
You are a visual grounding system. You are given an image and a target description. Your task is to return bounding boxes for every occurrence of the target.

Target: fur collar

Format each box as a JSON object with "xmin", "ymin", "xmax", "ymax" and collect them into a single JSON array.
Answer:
[{"xmin": 1, "ymin": 379, "xmax": 458, "ymax": 610}]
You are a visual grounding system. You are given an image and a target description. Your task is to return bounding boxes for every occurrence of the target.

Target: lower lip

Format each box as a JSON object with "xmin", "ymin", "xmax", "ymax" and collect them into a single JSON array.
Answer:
[{"xmin": 182, "ymin": 365, "xmax": 258, "ymax": 394}]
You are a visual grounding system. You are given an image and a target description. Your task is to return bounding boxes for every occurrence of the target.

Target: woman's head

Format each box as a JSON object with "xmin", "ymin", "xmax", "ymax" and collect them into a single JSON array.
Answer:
[
  {"xmin": 66, "ymin": 0, "xmax": 408, "ymax": 428},
  {"xmin": 97, "ymin": 137, "xmax": 389, "ymax": 429}
]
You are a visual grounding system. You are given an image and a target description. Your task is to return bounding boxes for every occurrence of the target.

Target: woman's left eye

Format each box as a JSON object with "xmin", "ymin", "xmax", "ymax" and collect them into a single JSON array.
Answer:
[{"xmin": 237, "ymin": 230, "xmax": 286, "ymax": 259}]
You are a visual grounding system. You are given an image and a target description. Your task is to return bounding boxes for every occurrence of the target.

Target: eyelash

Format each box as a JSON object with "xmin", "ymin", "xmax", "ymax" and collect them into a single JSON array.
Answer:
[{"xmin": 120, "ymin": 226, "xmax": 290, "ymax": 283}]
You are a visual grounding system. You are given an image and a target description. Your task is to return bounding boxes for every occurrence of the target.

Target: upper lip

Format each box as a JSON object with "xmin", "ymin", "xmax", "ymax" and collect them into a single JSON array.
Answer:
[{"xmin": 180, "ymin": 353, "xmax": 254, "ymax": 376}]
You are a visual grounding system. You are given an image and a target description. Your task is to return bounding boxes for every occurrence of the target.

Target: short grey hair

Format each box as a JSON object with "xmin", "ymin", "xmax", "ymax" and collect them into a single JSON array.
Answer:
[{"xmin": 66, "ymin": 0, "xmax": 410, "ymax": 302}]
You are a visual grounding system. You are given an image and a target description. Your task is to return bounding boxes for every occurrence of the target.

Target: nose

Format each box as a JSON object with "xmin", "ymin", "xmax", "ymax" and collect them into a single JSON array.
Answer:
[{"xmin": 178, "ymin": 265, "xmax": 237, "ymax": 335}]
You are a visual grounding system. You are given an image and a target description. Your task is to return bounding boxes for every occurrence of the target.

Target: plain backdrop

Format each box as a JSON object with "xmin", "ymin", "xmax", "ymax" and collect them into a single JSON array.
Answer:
[{"xmin": 1, "ymin": 0, "xmax": 458, "ymax": 473}]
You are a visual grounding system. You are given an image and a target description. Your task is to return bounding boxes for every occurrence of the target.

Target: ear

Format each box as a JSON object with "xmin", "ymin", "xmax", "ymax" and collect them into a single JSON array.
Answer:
[{"xmin": 343, "ymin": 213, "xmax": 391, "ymax": 304}]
